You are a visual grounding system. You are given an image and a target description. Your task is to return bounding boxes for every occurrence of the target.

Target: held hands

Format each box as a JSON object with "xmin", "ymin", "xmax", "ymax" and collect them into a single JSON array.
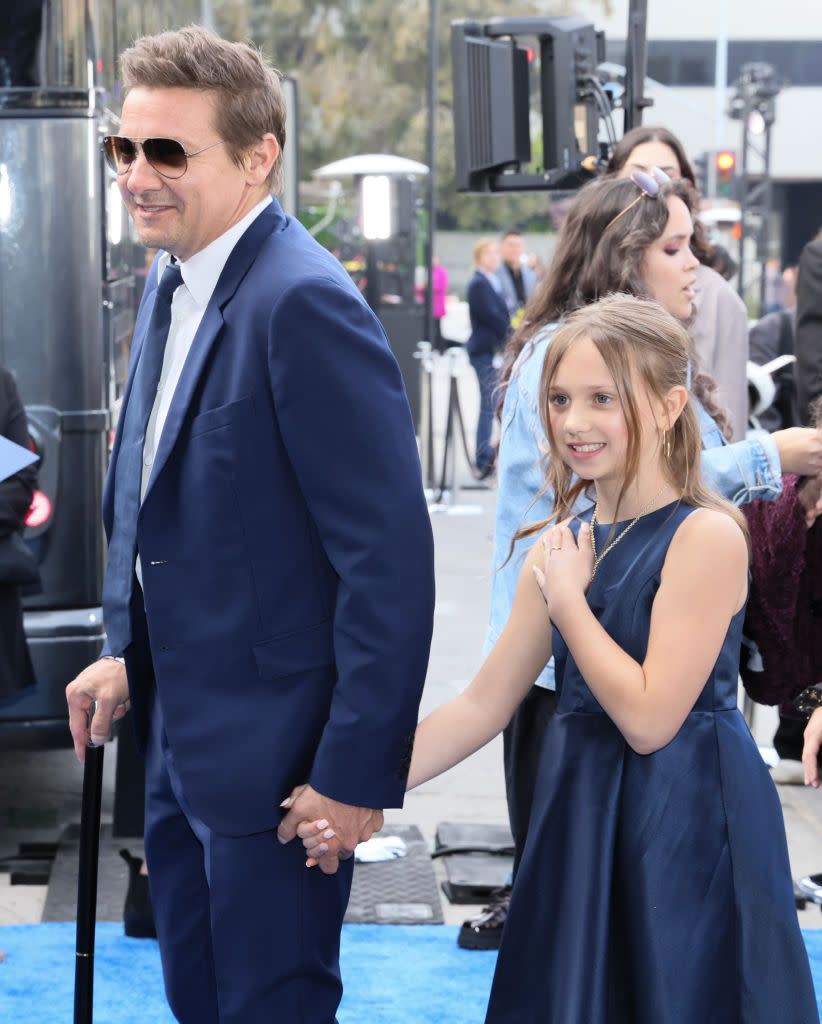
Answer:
[
  {"xmin": 65, "ymin": 658, "xmax": 130, "ymax": 763},
  {"xmin": 277, "ymin": 783, "xmax": 384, "ymax": 875},
  {"xmin": 532, "ymin": 522, "xmax": 593, "ymax": 621}
]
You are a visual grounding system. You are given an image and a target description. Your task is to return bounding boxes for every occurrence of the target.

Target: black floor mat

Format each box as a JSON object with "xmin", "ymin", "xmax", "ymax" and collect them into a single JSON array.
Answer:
[
  {"xmin": 434, "ymin": 821, "xmax": 514, "ymax": 904},
  {"xmin": 42, "ymin": 822, "xmax": 443, "ymax": 926}
]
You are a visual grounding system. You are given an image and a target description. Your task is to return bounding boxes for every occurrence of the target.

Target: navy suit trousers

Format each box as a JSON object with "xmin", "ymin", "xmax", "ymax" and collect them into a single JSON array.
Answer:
[{"xmin": 139, "ymin": 624, "xmax": 354, "ymax": 1023}]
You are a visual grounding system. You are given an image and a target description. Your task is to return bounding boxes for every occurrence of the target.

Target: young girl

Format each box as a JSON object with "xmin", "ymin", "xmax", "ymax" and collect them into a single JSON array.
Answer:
[{"xmin": 300, "ymin": 295, "xmax": 818, "ymax": 1022}]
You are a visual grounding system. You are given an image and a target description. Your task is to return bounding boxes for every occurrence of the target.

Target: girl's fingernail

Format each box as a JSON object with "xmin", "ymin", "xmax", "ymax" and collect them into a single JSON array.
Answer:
[
  {"xmin": 316, "ymin": 819, "xmax": 329, "ymax": 830},
  {"xmin": 317, "ymin": 844, "xmax": 329, "ymax": 855},
  {"xmin": 279, "ymin": 798, "xmax": 292, "ymax": 808},
  {"xmin": 323, "ymin": 829, "xmax": 336, "ymax": 839}
]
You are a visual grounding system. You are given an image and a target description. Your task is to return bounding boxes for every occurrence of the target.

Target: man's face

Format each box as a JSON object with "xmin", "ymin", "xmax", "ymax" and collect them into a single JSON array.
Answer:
[
  {"xmin": 501, "ymin": 234, "xmax": 524, "ymax": 268},
  {"xmin": 117, "ymin": 87, "xmax": 254, "ymax": 261}
]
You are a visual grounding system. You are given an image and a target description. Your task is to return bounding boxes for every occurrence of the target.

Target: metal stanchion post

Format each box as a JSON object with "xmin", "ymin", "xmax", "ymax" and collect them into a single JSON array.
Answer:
[
  {"xmin": 446, "ymin": 348, "xmax": 461, "ymax": 506},
  {"xmin": 414, "ymin": 341, "xmax": 435, "ymax": 494}
]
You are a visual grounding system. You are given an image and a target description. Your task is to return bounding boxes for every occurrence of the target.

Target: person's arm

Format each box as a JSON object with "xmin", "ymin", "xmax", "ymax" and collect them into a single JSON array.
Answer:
[
  {"xmin": 803, "ymin": 707, "xmax": 822, "ymax": 788},
  {"xmin": 295, "ymin": 540, "xmax": 554, "ymax": 864},
  {"xmin": 537, "ymin": 510, "xmax": 747, "ymax": 755},
  {"xmin": 795, "ymin": 240, "xmax": 822, "ymax": 423},
  {"xmin": 267, "ymin": 277, "xmax": 435, "ymax": 811},
  {"xmin": 700, "ymin": 434, "xmax": 783, "ymax": 505},
  {"xmin": 408, "ymin": 544, "xmax": 553, "ymax": 789},
  {"xmin": 0, "ymin": 370, "xmax": 36, "ymax": 536}
]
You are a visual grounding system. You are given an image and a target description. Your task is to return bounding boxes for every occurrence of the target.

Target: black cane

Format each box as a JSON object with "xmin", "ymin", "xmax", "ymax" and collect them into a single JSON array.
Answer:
[{"xmin": 74, "ymin": 716, "xmax": 105, "ymax": 1024}]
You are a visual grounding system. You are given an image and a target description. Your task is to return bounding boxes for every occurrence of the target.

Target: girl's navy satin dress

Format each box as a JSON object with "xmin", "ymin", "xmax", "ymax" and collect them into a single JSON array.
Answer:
[{"xmin": 486, "ymin": 502, "xmax": 818, "ymax": 1024}]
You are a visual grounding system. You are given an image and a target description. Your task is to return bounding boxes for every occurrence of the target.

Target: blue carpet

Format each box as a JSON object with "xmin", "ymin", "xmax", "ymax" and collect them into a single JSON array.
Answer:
[
  {"xmin": 1, "ymin": 923, "xmax": 821, "ymax": 1022},
  {"xmin": 0, "ymin": 923, "xmax": 496, "ymax": 1023}
]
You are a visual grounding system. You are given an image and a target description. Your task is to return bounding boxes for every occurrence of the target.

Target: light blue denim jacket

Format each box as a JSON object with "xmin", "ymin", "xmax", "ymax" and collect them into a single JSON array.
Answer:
[{"xmin": 486, "ymin": 330, "xmax": 782, "ymax": 690}]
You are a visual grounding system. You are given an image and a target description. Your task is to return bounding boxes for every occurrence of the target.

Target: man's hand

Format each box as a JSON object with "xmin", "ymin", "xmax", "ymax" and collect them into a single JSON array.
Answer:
[
  {"xmin": 277, "ymin": 784, "xmax": 383, "ymax": 875},
  {"xmin": 66, "ymin": 658, "xmax": 130, "ymax": 763},
  {"xmin": 803, "ymin": 707, "xmax": 822, "ymax": 788}
]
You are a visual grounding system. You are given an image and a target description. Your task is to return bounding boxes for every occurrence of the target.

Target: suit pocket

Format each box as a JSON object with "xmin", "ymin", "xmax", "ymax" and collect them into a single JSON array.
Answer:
[
  {"xmin": 252, "ymin": 619, "xmax": 335, "ymax": 680},
  {"xmin": 189, "ymin": 395, "xmax": 251, "ymax": 438}
]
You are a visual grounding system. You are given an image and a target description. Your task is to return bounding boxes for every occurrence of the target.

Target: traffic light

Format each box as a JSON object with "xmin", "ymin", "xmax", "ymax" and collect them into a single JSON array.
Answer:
[{"xmin": 715, "ymin": 150, "xmax": 736, "ymax": 198}]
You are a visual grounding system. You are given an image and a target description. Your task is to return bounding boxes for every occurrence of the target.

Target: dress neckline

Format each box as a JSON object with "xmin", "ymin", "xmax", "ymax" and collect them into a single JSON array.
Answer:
[{"xmin": 585, "ymin": 498, "xmax": 685, "ymax": 529}]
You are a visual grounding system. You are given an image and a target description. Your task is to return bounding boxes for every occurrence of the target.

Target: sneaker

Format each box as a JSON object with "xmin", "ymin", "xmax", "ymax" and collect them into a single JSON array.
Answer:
[{"xmin": 457, "ymin": 886, "xmax": 511, "ymax": 950}]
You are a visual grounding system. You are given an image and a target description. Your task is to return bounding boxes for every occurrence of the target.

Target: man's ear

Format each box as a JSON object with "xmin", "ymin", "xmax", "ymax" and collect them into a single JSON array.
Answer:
[{"xmin": 245, "ymin": 133, "xmax": 279, "ymax": 186}]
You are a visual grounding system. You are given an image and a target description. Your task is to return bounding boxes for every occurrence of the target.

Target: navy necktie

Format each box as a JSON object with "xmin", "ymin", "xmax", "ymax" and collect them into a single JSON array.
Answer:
[{"xmin": 103, "ymin": 263, "xmax": 183, "ymax": 654}]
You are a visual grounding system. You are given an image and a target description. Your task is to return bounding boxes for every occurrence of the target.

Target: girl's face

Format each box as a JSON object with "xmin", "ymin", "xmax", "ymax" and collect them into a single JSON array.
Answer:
[
  {"xmin": 548, "ymin": 338, "xmax": 663, "ymax": 486},
  {"xmin": 641, "ymin": 196, "xmax": 699, "ymax": 321}
]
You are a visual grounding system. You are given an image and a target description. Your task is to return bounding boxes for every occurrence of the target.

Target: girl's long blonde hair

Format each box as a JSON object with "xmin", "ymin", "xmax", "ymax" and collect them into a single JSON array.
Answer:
[{"xmin": 511, "ymin": 294, "xmax": 748, "ymax": 550}]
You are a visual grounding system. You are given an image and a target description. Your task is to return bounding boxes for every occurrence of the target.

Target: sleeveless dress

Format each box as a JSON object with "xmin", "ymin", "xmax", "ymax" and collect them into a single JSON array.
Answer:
[{"xmin": 485, "ymin": 501, "xmax": 818, "ymax": 1024}]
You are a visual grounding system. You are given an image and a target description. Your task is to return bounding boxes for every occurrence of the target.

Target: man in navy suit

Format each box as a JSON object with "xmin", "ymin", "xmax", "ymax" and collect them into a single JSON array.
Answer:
[
  {"xmin": 65, "ymin": 26, "xmax": 434, "ymax": 1024},
  {"xmin": 466, "ymin": 239, "xmax": 511, "ymax": 477}
]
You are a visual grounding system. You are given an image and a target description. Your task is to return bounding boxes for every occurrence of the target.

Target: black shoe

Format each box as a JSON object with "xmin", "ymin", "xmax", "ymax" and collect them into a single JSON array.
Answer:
[
  {"xmin": 120, "ymin": 849, "xmax": 157, "ymax": 939},
  {"xmin": 457, "ymin": 886, "xmax": 511, "ymax": 950}
]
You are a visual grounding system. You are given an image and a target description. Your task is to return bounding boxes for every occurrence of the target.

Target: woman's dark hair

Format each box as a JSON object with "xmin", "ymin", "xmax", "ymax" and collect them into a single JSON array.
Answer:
[
  {"xmin": 605, "ymin": 125, "xmax": 713, "ymax": 265},
  {"xmin": 606, "ymin": 125, "xmax": 696, "ymax": 183},
  {"xmin": 497, "ymin": 174, "xmax": 734, "ymax": 440}
]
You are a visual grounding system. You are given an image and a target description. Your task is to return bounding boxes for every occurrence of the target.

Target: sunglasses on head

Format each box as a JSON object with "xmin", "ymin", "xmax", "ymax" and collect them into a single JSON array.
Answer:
[
  {"xmin": 604, "ymin": 166, "xmax": 673, "ymax": 233},
  {"xmin": 102, "ymin": 135, "xmax": 227, "ymax": 180}
]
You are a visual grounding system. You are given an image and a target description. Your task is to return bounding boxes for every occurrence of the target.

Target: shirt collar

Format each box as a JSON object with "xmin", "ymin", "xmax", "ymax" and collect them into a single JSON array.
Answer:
[{"xmin": 157, "ymin": 195, "xmax": 273, "ymax": 308}]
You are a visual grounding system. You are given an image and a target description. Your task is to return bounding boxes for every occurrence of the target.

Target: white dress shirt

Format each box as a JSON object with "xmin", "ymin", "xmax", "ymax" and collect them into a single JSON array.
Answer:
[{"xmin": 135, "ymin": 196, "xmax": 272, "ymax": 586}]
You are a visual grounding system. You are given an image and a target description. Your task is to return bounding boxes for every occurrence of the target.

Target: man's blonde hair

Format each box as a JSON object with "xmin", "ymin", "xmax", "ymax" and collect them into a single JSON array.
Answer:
[
  {"xmin": 120, "ymin": 25, "xmax": 286, "ymax": 194},
  {"xmin": 473, "ymin": 238, "xmax": 496, "ymax": 266}
]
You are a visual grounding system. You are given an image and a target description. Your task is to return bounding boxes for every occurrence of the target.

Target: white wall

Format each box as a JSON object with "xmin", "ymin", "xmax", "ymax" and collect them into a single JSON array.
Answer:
[{"xmin": 643, "ymin": 86, "xmax": 822, "ymax": 180}]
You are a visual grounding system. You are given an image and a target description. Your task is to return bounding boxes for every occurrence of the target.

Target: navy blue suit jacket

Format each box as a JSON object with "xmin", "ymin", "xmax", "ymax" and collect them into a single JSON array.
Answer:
[
  {"xmin": 466, "ymin": 272, "xmax": 511, "ymax": 357},
  {"xmin": 103, "ymin": 201, "xmax": 435, "ymax": 835}
]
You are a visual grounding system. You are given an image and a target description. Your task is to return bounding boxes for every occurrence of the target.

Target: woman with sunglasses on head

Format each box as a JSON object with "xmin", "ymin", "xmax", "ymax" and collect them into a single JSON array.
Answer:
[
  {"xmin": 451, "ymin": 171, "xmax": 822, "ymax": 954},
  {"xmin": 606, "ymin": 126, "xmax": 750, "ymax": 440}
]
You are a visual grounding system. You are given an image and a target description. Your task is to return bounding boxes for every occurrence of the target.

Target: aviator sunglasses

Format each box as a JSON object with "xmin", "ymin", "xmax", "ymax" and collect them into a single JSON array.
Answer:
[{"xmin": 103, "ymin": 135, "xmax": 226, "ymax": 179}]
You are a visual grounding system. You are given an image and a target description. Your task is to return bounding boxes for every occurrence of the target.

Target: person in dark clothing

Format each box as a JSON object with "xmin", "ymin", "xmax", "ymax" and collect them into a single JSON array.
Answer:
[
  {"xmin": 749, "ymin": 306, "xmax": 799, "ymax": 433},
  {"xmin": 0, "ymin": 366, "xmax": 36, "ymax": 698},
  {"xmin": 466, "ymin": 239, "xmax": 510, "ymax": 477},
  {"xmin": 495, "ymin": 230, "xmax": 537, "ymax": 323},
  {"xmin": 796, "ymin": 229, "xmax": 822, "ymax": 423}
]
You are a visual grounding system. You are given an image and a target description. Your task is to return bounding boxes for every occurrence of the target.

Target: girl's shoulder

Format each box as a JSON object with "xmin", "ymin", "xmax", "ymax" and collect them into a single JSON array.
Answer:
[{"xmin": 667, "ymin": 505, "xmax": 748, "ymax": 569}]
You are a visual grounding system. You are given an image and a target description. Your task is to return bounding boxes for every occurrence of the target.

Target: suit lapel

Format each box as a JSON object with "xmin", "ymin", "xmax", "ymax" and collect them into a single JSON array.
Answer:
[{"xmin": 141, "ymin": 201, "xmax": 283, "ymax": 505}]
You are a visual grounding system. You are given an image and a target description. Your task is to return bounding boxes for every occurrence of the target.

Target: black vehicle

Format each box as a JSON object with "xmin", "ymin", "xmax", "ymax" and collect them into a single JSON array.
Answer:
[{"xmin": 0, "ymin": 1, "xmax": 301, "ymax": 751}]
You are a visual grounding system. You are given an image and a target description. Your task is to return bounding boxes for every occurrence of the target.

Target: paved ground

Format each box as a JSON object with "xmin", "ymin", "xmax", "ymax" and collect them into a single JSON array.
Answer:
[{"xmin": 2, "ymin": 352, "xmax": 822, "ymax": 932}]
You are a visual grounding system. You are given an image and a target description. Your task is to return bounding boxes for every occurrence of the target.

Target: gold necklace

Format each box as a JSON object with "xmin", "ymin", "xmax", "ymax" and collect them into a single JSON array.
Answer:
[{"xmin": 590, "ymin": 490, "xmax": 665, "ymax": 581}]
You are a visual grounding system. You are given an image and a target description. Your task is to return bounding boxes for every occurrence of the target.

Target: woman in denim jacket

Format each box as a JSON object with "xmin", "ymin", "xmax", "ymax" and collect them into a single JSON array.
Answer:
[{"xmin": 458, "ymin": 172, "xmax": 822, "ymax": 951}]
